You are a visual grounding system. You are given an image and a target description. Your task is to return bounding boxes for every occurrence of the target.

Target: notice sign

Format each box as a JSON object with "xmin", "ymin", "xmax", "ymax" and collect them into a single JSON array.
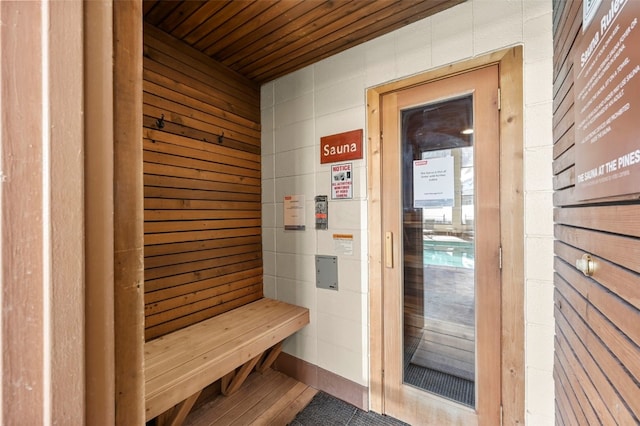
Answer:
[
  {"xmin": 284, "ymin": 195, "xmax": 305, "ymax": 230},
  {"xmin": 331, "ymin": 163, "xmax": 353, "ymax": 200},
  {"xmin": 333, "ymin": 234, "xmax": 354, "ymax": 256},
  {"xmin": 413, "ymin": 157, "xmax": 454, "ymax": 208},
  {"xmin": 574, "ymin": 0, "xmax": 640, "ymax": 200}
]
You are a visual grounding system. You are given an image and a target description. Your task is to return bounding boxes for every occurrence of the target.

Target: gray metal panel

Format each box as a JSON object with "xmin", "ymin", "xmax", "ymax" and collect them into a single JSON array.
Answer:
[{"xmin": 316, "ymin": 255, "xmax": 338, "ymax": 290}]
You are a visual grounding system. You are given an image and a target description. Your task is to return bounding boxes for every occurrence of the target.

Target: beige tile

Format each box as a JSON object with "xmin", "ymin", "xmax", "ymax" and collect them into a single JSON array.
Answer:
[{"xmin": 473, "ymin": 0, "xmax": 523, "ymax": 55}]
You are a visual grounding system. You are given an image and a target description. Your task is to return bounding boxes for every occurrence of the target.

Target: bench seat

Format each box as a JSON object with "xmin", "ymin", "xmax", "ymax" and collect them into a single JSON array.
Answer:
[{"xmin": 144, "ymin": 297, "xmax": 310, "ymax": 424}]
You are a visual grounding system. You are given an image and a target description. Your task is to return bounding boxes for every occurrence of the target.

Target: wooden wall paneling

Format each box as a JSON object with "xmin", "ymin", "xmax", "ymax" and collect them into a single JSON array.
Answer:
[
  {"xmin": 553, "ymin": 1, "xmax": 640, "ymax": 423},
  {"xmin": 145, "ymin": 242, "xmax": 261, "ymax": 269},
  {"xmin": 2, "ymin": 3, "xmax": 45, "ymax": 422},
  {"xmin": 553, "ymin": 145, "xmax": 574, "ymax": 176},
  {"xmin": 203, "ymin": 2, "xmax": 300, "ymax": 58},
  {"xmin": 233, "ymin": 1, "xmax": 378, "ymax": 76},
  {"xmin": 143, "ymin": 172, "xmax": 259, "ymax": 195},
  {"xmin": 553, "ymin": 127, "xmax": 575, "ymax": 162},
  {"xmin": 155, "ymin": 1, "xmax": 207, "ymax": 34},
  {"xmin": 142, "ymin": 57, "xmax": 259, "ymax": 124},
  {"xmin": 145, "ymin": 283, "xmax": 262, "ymax": 328},
  {"xmin": 181, "ymin": 2, "xmax": 249, "ymax": 47},
  {"xmin": 554, "ymin": 321, "xmax": 613, "ymax": 425},
  {"xmin": 144, "ymin": 234, "xmax": 261, "ymax": 256},
  {"xmin": 554, "ymin": 276, "xmax": 638, "ymax": 424},
  {"xmin": 497, "ymin": 46, "xmax": 526, "ymax": 426},
  {"xmin": 145, "ymin": 274, "xmax": 263, "ymax": 316},
  {"xmin": 554, "ymin": 205, "xmax": 640, "ymax": 237},
  {"xmin": 146, "ymin": 267, "xmax": 262, "ymax": 303},
  {"xmin": 553, "ymin": 348, "xmax": 589, "ymax": 426},
  {"xmin": 143, "ymin": 138, "xmax": 260, "ymax": 172},
  {"xmin": 145, "ymin": 260, "xmax": 263, "ymax": 294},
  {"xmin": 49, "ymin": 2, "xmax": 85, "ymax": 422},
  {"xmin": 554, "ymin": 225, "xmax": 640, "ymax": 275},
  {"xmin": 553, "ymin": 166, "xmax": 574, "ymax": 190},
  {"xmin": 145, "ymin": 292, "xmax": 262, "ymax": 340},
  {"xmin": 556, "ymin": 235, "xmax": 640, "ymax": 315},
  {"xmin": 163, "ymin": 2, "xmax": 228, "ymax": 40},
  {"xmin": 143, "ymin": 92, "xmax": 261, "ymax": 142},
  {"xmin": 214, "ymin": 1, "xmax": 325, "ymax": 64},
  {"xmin": 143, "ymin": 153, "xmax": 260, "ymax": 185},
  {"xmin": 145, "ymin": 23, "xmax": 259, "ymax": 101},
  {"xmin": 114, "ymin": 0, "xmax": 145, "ymax": 423},
  {"xmin": 143, "ymin": 25, "xmax": 262, "ymax": 340},
  {"xmin": 246, "ymin": 1, "xmax": 460, "ymax": 82},
  {"xmin": 192, "ymin": 1, "xmax": 280, "ymax": 52},
  {"xmin": 555, "ymin": 242, "xmax": 640, "ymax": 381},
  {"xmin": 84, "ymin": 1, "xmax": 116, "ymax": 422},
  {"xmin": 552, "ymin": 1, "xmax": 580, "ymax": 97}
]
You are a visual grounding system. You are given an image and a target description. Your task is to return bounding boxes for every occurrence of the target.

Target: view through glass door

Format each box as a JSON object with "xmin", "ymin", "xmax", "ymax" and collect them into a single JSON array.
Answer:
[
  {"xmin": 381, "ymin": 66, "xmax": 501, "ymax": 425},
  {"xmin": 403, "ymin": 95, "xmax": 476, "ymax": 406}
]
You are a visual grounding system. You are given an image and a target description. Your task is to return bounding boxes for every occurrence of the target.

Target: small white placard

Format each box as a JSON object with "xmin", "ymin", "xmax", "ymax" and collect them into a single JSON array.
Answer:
[
  {"xmin": 284, "ymin": 194, "xmax": 305, "ymax": 230},
  {"xmin": 413, "ymin": 156, "xmax": 455, "ymax": 208},
  {"xmin": 333, "ymin": 234, "xmax": 354, "ymax": 255},
  {"xmin": 331, "ymin": 162, "xmax": 353, "ymax": 200}
]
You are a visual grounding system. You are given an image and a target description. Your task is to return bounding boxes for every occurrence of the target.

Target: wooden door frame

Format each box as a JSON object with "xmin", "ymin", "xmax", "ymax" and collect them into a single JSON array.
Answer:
[
  {"xmin": 367, "ymin": 46, "xmax": 524, "ymax": 424},
  {"xmin": 85, "ymin": 0, "xmax": 145, "ymax": 423}
]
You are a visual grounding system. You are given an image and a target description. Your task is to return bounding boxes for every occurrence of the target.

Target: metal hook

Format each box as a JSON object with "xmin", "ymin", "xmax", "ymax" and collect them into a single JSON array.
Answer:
[{"xmin": 156, "ymin": 114, "xmax": 165, "ymax": 129}]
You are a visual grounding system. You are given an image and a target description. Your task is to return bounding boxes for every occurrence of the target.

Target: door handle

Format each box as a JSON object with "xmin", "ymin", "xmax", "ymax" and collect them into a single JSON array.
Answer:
[{"xmin": 385, "ymin": 232, "xmax": 393, "ymax": 268}]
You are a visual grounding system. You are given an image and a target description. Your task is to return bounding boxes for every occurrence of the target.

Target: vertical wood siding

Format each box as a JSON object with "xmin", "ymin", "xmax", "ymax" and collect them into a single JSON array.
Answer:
[
  {"xmin": 552, "ymin": 2, "xmax": 640, "ymax": 425},
  {"xmin": 143, "ymin": 24, "xmax": 262, "ymax": 341}
]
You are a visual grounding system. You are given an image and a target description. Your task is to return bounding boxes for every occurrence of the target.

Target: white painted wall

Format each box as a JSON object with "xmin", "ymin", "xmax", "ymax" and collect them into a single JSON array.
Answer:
[{"xmin": 261, "ymin": 0, "xmax": 554, "ymax": 423}]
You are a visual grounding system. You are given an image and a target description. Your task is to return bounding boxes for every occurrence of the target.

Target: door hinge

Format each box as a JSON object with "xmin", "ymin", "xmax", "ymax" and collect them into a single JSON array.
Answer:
[
  {"xmin": 499, "ymin": 246, "xmax": 503, "ymax": 270},
  {"xmin": 500, "ymin": 405, "xmax": 503, "ymax": 426},
  {"xmin": 497, "ymin": 87, "xmax": 502, "ymax": 111}
]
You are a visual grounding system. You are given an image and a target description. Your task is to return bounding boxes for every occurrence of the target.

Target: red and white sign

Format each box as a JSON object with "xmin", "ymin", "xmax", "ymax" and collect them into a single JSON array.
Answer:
[
  {"xmin": 320, "ymin": 129, "xmax": 363, "ymax": 164},
  {"xmin": 331, "ymin": 163, "xmax": 353, "ymax": 200}
]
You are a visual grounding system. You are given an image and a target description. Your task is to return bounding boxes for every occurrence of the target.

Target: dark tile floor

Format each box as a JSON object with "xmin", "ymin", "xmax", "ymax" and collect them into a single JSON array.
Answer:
[{"xmin": 289, "ymin": 392, "xmax": 409, "ymax": 426}]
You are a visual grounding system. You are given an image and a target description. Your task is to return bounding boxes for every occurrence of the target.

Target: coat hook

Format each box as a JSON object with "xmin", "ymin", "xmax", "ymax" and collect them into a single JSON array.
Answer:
[
  {"xmin": 218, "ymin": 131, "xmax": 224, "ymax": 144},
  {"xmin": 156, "ymin": 114, "xmax": 165, "ymax": 129}
]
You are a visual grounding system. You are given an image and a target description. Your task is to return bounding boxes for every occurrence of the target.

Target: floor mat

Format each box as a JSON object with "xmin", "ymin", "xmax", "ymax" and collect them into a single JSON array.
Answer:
[{"xmin": 289, "ymin": 392, "xmax": 409, "ymax": 426}]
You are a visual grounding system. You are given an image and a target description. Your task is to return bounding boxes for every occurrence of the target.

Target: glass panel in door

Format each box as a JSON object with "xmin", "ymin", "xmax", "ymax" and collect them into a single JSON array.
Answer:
[{"xmin": 401, "ymin": 95, "xmax": 476, "ymax": 407}]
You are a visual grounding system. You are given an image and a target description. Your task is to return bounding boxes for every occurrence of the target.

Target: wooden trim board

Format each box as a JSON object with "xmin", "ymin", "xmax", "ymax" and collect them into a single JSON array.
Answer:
[{"xmin": 273, "ymin": 352, "xmax": 369, "ymax": 412}]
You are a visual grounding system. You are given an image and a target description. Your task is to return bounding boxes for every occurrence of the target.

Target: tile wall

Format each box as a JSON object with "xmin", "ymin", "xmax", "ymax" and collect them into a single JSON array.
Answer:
[{"xmin": 262, "ymin": 0, "xmax": 554, "ymax": 423}]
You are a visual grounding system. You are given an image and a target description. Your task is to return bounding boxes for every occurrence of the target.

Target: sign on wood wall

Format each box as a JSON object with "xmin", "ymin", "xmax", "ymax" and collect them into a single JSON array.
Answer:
[{"xmin": 574, "ymin": 0, "xmax": 640, "ymax": 200}]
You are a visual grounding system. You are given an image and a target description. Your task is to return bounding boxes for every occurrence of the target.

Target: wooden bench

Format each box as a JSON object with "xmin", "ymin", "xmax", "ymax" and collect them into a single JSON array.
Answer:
[{"xmin": 144, "ymin": 298, "xmax": 310, "ymax": 425}]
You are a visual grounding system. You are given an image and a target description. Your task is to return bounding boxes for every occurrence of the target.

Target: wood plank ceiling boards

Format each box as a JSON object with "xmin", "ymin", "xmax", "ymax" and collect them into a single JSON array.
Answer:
[{"xmin": 143, "ymin": 0, "xmax": 464, "ymax": 84}]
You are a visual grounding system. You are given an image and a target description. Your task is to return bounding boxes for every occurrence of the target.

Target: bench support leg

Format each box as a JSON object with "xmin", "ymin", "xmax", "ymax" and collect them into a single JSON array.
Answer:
[
  {"xmin": 256, "ymin": 341, "xmax": 283, "ymax": 373},
  {"xmin": 156, "ymin": 390, "xmax": 201, "ymax": 426},
  {"xmin": 221, "ymin": 354, "xmax": 261, "ymax": 396}
]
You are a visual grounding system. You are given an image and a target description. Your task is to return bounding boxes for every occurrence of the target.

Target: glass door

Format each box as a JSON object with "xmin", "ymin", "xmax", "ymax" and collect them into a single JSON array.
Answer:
[
  {"xmin": 381, "ymin": 65, "xmax": 501, "ymax": 425},
  {"xmin": 402, "ymin": 95, "xmax": 476, "ymax": 406}
]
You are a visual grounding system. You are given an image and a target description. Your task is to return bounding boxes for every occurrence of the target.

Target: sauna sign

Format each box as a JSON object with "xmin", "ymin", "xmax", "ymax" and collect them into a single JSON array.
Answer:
[
  {"xmin": 413, "ymin": 157, "xmax": 454, "ymax": 208},
  {"xmin": 320, "ymin": 129, "xmax": 363, "ymax": 164},
  {"xmin": 574, "ymin": 0, "xmax": 640, "ymax": 200}
]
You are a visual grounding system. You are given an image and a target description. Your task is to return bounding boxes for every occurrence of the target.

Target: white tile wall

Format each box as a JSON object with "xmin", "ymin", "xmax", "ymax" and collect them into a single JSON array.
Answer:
[
  {"xmin": 431, "ymin": 2, "xmax": 473, "ymax": 66},
  {"xmin": 262, "ymin": 0, "xmax": 555, "ymax": 421}
]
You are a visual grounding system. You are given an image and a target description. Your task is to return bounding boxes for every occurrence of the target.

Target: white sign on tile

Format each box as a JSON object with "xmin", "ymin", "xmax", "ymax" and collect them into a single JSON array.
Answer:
[
  {"xmin": 333, "ymin": 233, "xmax": 354, "ymax": 255},
  {"xmin": 331, "ymin": 162, "xmax": 353, "ymax": 200},
  {"xmin": 413, "ymin": 156, "xmax": 454, "ymax": 208},
  {"xmin": 284, "ymin": 194, "xmax": 305, "ymax": 230}
]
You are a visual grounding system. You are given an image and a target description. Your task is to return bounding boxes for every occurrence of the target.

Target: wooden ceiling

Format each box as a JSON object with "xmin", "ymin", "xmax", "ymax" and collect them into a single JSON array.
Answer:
[{"xmin": 143, "ymin": 0, "xmax": 464, "ymax": 84}]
